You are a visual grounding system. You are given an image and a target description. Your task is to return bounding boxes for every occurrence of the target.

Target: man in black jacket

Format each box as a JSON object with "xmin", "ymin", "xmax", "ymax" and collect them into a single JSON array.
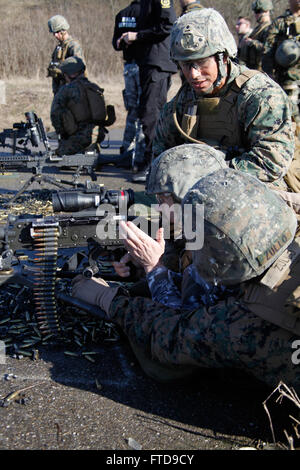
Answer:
[
  {"xmin": 117, "ymin": 0, "xmax": 178, "ymax": 182},
  {"xmin": 112, "ymin": 1, "xmax": 145, "ymax": 167}
]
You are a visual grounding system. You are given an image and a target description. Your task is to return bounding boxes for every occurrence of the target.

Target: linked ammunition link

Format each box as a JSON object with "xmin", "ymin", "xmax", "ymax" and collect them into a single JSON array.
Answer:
[{"xmin": 31, "ymin": 222, "xmax": 60, "ymax": 335}]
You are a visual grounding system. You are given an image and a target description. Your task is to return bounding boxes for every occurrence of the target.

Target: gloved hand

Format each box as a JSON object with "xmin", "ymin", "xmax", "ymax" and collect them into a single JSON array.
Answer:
[{"xmin": 72, "ymin": 275, "xmax": 120, "ymax": 314}]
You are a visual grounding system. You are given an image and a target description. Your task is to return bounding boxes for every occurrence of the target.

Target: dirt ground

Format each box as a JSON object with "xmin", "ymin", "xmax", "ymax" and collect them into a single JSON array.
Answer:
[{"xmin": 0, "ymin": 127, "xmax": 298, "ymax": 454}]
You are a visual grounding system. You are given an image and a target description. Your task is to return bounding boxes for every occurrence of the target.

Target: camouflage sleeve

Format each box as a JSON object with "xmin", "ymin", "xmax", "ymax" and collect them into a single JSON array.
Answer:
[
  {"xmin": 108, "ymin": 294, "xmax": 200, "ymax": 365},
  {"xmin": 107, "ymin": 294, "xmax": 299, "ymax": 389},
  {"xmin": 261, "ymin": 18, "xmax": 281, "ymax": 77},
  {"xmin": 231, "ymin": 73, "xmax": 294, "ymax": 182}
]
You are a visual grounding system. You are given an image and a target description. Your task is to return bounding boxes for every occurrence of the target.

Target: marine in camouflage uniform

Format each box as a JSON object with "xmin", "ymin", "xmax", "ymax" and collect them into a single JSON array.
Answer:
[
  {"xmin": 50, "ymin": 57, "xmax": 94, "ymax": 156},
  {"xmin": 238, "ymin": 0, "xmax": 273, "ymax": 70},
  {"xmin": 48, "ymin": 15, "xmax": 85, "ymax": 96},
  {"xmin": 152, "ymin": 9, "xmax": 294, "ymax": 190},
  {"xmin": 72, "ymin": 169, "xmax": 300, "ymax": 390},
  {"xmin": 262, "ymin": 1, "xmax": 300, "ymax": 123}
]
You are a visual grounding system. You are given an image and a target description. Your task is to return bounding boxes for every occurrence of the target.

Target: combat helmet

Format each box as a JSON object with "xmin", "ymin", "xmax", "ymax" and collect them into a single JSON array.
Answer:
[
  {"xmin": 59, "ymin": 56, "xmax": 85, "ymax": 76},
  {"xmin": 182, "ymin": 168, "xmax": 297, "ymax": 285},
  {"xmin": 251, "ymin": 0, "xmax": 273, "ymax": 12},
  {"xmin": 146, "ymin": 143, "xmax": 227, "ymax": 201},
  {"xmin": 48, "ymin": 15, "xmax": 70, "ymax": 33},
  {"xmin": 275, "ymin": 39, "xmax": 300, "ymax": 68},
  {"xmin": 170, "ymin": 8, "xmax": 237, "ymax": 62}
]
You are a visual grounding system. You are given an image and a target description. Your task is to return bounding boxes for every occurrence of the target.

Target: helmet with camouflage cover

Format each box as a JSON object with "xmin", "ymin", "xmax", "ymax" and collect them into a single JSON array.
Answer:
[
  {"xmin": 182, "ymin": 168, "xmax": 297, "ymax": 285},
  {"xmin": 59, "ymin": 56, "xmax": 86, "ymax": 76},
  {"xmin": 275, "ymin": 39, "xmax": 300, "ymax": 68},
  {"xmin": 170, "ymin": 8, "xmax": 237, "ymax": 62},
  {"xmin": 251, "ymin": 0, "xmax": 273, "ymax": 12},
  {"xmin": 48, "ymin": 15, "xmax": 70, "ymax": 33},
  {"xmin": 146, "ymin": 143, "xmax": 227, "ymax": 201}
]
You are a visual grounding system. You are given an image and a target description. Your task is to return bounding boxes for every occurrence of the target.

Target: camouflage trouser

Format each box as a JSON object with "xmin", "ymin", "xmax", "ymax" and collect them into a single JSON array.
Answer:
[
  {"xmin": 122, "ymin": 63, "xmax": 145, "ymax": 163},
  {"xmin": 57, "ymin": 123, "xmax": 95, "ymax": 156},
  {"xmin": 148, "ymin": 299, "xmax": 300, "ymax": 390}
]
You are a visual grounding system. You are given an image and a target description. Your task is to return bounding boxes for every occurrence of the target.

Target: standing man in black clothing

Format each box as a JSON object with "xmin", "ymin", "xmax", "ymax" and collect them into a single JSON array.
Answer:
[
  {"xmin": 112, "ymin": 1, "xmax": 145, "ymax": 168},
  {"xmin": 117, "ymin": 0, "xmax": 178, "ymax": 182}
]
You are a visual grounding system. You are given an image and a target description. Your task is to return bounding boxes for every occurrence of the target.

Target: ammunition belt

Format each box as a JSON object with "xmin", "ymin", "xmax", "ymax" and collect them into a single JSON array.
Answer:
[{"xmin": 31, "ymin": 221, "xmax": 60, "ymax": 335}]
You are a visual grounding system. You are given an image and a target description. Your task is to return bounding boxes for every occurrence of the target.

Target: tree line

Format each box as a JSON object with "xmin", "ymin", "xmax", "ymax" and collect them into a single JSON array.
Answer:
[{"xmin": 0, "ymin": 0, "xmax": 288, "ymax": 78}]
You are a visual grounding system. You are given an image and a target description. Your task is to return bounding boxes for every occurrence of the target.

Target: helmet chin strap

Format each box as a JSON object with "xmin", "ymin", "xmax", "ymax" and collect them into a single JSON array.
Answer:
[{"xmin": 214, "ymin": 53, "xmax": 227, "ymax": 88}]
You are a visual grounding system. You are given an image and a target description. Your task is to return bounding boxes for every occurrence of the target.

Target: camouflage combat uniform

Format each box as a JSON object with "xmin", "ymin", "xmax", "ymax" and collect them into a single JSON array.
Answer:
[
  {"xmin": 49, "ymin": 37, "xmax": 85, "ymax": 95},
  {"xmin": 153, "ymin": 61, "xmax": 294, "ymax": 188},
  {"xmin": 50, "ymin": 76, "xmax": 94, "ymax": 156},
  {"xmin": 262, "ymin": 9, "xmax": 300, "ymax": 122}
]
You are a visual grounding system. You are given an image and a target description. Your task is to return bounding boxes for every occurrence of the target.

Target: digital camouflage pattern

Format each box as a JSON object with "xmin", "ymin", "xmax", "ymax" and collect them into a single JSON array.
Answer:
[
  {"xmin": 170, "ymin": 9, "xmax": 237, "ymax": 62},
  {"xmin": 146, "ymin": 143, "xmax": 227, "ymax": 197},
  {"xmin": 153, "ymin": 61, "xmax": 294, "ymax": 187},
  {"xmin": 122, "ymin": 62, "xmax": 145, "ymax": 163},
  {"xmin": 262, "ymin": 9, "xmax": 300, "ymax": 120},
  {"xmin": 50, "ymin": 76, "xmax": 94, "ymax": 155},
  {"xmin": 183, "ymin": 168, "xmax": 297, "ymax": 284}
]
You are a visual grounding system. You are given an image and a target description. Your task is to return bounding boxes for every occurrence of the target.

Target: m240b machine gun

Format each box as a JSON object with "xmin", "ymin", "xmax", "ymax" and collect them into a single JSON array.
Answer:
[
  {"xmin": 0, "ymin": 112, "xmax": 100, "ymax": 203},
  {"xmin": 0, "ymin": 185, "xmax": 142, "ymax": 335}
]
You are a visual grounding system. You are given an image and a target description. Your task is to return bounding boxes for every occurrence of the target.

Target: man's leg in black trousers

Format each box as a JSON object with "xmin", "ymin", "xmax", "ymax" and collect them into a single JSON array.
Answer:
[{"xmin": 132, "ymin": 65, "xmax": 172, "ymax": 182}]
